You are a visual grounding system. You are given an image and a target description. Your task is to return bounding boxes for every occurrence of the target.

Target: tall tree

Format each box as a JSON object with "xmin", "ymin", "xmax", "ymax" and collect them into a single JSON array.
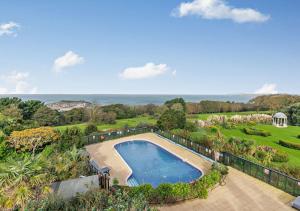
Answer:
[{"xmin": 33, "ymin": 107, "xmax": 62, "ymax": 126}]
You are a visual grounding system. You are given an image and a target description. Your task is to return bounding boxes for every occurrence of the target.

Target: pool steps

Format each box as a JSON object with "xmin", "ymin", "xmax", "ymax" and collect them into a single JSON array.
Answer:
[{"xmin": 127, "ymin": 176, "xmax": 139, "ymax": 187}]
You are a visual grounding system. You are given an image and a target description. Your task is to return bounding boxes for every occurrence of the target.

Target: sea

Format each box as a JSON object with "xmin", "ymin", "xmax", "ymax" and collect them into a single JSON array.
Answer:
[{"xmin": 0, "ymin": 94, "xmax": 257, "ymax": 105}]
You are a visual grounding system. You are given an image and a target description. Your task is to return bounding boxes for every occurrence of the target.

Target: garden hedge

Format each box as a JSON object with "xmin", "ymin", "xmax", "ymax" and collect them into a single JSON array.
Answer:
[
  {"xmin": 279, "ymin": 140, "xmax": 300, "ymax": 150},
  {"xmin": 129, "ymin": 170, "xmax": 222, "ymax": 204},
  {"xmin": 243, "ymin": 127, "xmax": 271, "ymax": 137}
]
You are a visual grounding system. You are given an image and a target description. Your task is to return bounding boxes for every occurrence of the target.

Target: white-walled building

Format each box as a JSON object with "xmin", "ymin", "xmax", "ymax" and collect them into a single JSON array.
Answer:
[{"xmin": 272, "ymin": 112, "xmax": 288, "ymax": 128}]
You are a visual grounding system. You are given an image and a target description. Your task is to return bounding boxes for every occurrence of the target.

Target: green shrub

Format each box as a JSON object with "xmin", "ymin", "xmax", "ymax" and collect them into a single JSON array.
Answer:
[
  {"xmin": 157, "ymin": 109, "xmax": 186, "ymax": 130},
  {"xmin": 198, "ymin": 135, "xmax": 214, "ymax": 148},
  {"xmin": 278, "ymin": 164, "xmax": 300, "ymax": 179},
  {"xmin": 171, "ymin": 183, "xmax": 191, "ymax": 200},
  {"xmin": 225, "ymin": 137, "xmax": 255, "ymax": 156},
  {"xmin": 129, "ymin": 170, "xmax": 221, "ymax": 204},
  {"xmin": 212, "ymin": 163, "xmax": 229, "ymax": 176},
  {"xmin": 129, "ymin": 184, "xmax": 153, "ymax": 200},
  {"xmin": 26, "ymin": 188, "xmax": 153, "ymax": 211},
  {"xmin": 112, "ymin": 178, "xmax": 119, "ymax": 186},
  {"xmin": 278, "ymin": 140, "xmax": 300, "ymax": 150},
  {"xmin": 297, "ymin": 135, "xmax": 300, "ymax": 139},
  {"xmin": 151, "ymin": 183, "xmax": 174, "ymax": 203},
  {"xmin": 84, "ymin": 123, "xmax": 98, "ymax": 135},
  {"xmin": 243, "ymin": 127, "xmax": 271, "ymax": 137},
  {"xmin": 255, "ymin": 150, "xmax": 269, "ymax": 162},
  {"xmin": 210, "ymin": 126, "xmax": 219, "ymax": 133},
  {"xmin": 272, "ymin": 151, "xmax": 289, "ymax": 163},
  {"xmin": 184, "ymin": 121, "xmax": 197, "ymax": 132},
  {"xmin": 59, "ymin": 126, "xmax": 84, "ymax": 150}
]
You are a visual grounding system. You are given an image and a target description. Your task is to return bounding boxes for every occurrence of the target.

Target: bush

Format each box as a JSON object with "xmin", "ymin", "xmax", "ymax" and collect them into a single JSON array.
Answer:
[
  {"xmin": 26, "ymin": 188, "xmax": 153, "ymax": 211},
  {"xmin": 278, "ymin": 140, "xmax": 300, "ymax": 150},
  {"xmin": 212, "ymin": 163, "xmax": 229, "ymax": 176},
  {"xmin": 84, "ymin": 123, "xmax": 98, "ymax": 135},
  {"xmin": 171, "ymin": 129, "xmax": 191, "ymax": 139},
  {"xmin": 243, "ymin": 127, "xmax": 271, "ymax": 137},
  {"xmin": 157, "ymin": 109, "xmax": 186, "ymax": 130},
  {"xmin": 184, "ymin": 122, "xmax": 197, "ymax": 132},
  {"xmin": 151, "ymin": 183, "xmax": 174, "ymax": 203},
  {"xmin": 225, "ymin": 137, "xmax": 255, "ymax": 156},
  {"xmin": 272, "ymin": 151, "xmax": 289, "ymax": 162},
  {"xmin": 297, "ymin": 135, "xmax": 300, "ymax": 139},
  {"xmin": 284, "ymin": 103, "xmax": 300, "ymax": 126},
  {"xmin": 7, "ymin": 127, "xmax": 60, "ymax": 155},
  {"xmin": 129, "ymin": 170, "xmax": 221, "ymax": 204},
  {"xmin": 255, "ymin": 150, "xmax": 271, "ymax": 164},
  {"xmin": 59, "ymin": 127, "xmax": 84, "ymax": 150},
  {"xmin": 113, "ymin": 178, "xmax": 119, "ymax": 186}
]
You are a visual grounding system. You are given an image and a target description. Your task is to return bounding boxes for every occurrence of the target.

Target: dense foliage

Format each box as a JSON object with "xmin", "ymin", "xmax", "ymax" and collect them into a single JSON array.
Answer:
[
  {"xmin": 84, "ymin": 123, "xmax": 98, "ymax": 135},
  {"xmin": 8, "ymin": 127, "xmax": 60, "ymax": 155},
  {"xmin": 186, "ymin": 100, "xmax": 260, "ymax": 114},
  {"xmin": 284, "ymin": 103, "xmax": 300, "ymax": 126},
  {"xmin": 129, "ymin": 169, "xmax": 222, "ymax": 204},
  {"xmin": 249, "ymin": 94, "xmax": 300, "ymax": 110},
  {"xmin": 0, "ymin": 143, "xmax": 91, "ymax": 210},
  {"xmin": 165, "ymin": 97, "xmax": 186, "ymax": 111},
  {"xmin": 157, "ymin": 109, "xmax": 186, "ymax": 130},
  {"xmin": 26, "ymin": 188, "xmax": 154, "ymax": 211},
  {"xmin": 33, "ymin": 106, "xmax": 63, "ymax": 126}
]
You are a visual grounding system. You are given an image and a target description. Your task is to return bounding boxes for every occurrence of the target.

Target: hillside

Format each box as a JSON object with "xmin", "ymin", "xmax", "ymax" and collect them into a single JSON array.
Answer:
[{"xmin": 249, "ymin": 94, "xmax": 300, "ymax": 110}]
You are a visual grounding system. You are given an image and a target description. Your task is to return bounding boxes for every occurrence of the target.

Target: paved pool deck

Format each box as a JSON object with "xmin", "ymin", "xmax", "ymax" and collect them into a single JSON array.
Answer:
[
  {"xmin": 85, "ymin": 133, "xmax": 212, "ymax": 185},
  {"xmin": 160, "ymin": 166, "xmax": 294, "ymax": 211},
  {"xmin": 85, "ymin": 133, "xmax": 295, "ymax": 211}
]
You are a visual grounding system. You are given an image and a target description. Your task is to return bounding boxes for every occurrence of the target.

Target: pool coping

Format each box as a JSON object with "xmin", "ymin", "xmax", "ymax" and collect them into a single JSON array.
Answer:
[{"xmin": 113, "ymin": 138, "xmax": 205, "ymax": 186}]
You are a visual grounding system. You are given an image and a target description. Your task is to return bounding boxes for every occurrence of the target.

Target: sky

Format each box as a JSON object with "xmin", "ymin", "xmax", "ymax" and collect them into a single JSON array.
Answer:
[{"xmin": 0, "ymin": 0, "xmax": 299, "ymax": 95}]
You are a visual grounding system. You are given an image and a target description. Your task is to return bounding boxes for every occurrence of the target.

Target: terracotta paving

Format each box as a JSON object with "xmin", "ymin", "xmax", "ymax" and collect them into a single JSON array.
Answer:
[{"xmin": 160, "ymin": 167, "xmax": 294, "ymax": 211}]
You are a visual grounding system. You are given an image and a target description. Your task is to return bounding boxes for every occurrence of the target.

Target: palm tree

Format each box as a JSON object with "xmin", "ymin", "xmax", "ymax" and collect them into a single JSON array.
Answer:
[{"xmin": 0, "ymin": 155, "xmax": 51, "ymax": 210}]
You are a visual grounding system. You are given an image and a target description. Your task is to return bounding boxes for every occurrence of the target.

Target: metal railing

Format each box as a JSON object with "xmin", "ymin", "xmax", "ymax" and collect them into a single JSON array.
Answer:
[{"xmin": 220, "ymin": 152, "xmax": 300, "ymax": 196}]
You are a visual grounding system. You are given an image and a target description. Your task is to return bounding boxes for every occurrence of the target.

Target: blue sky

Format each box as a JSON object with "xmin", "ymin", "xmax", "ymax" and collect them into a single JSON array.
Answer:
[{"xmin": 0, "ymin": 0, "xmax": 299, "ymax": 94}]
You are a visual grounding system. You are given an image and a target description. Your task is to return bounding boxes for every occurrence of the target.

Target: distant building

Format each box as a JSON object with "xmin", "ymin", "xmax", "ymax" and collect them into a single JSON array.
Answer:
[{"xmin": 272, "ymin": 112, "xmax": 288, "ymax": 128}]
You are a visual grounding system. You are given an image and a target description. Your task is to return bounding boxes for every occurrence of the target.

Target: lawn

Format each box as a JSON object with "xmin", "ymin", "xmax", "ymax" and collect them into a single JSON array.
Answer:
[
  {"xmin": 189, "ymin": 111, "xmax": 272, "ymax": 121},
  {"xmin": 220, "ymin": 124, "xmax": 300, "ymax": 166},
  {"xmin": 55, "ymin": 116, "xmax": 157, "ymax": 132}
]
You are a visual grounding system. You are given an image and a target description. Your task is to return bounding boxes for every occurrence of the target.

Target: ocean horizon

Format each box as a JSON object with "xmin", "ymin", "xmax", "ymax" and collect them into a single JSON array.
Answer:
[{"xmin": 0, "ymin": 94, "xmax": 257, "ymax": 105}]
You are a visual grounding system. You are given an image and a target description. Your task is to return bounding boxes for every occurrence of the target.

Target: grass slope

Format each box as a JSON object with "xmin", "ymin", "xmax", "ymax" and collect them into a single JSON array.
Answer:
[
  {"xmin": 55, "ymin": 116, "xmax": 157, "ymax": 132},
  {"xmin": 220, "ymin": 124, "xmax": 300, "ymax": 166}
]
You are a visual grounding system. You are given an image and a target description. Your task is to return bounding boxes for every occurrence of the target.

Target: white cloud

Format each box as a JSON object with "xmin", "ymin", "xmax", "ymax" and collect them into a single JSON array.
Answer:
[
  {"xmin": 172, "ymin": 70, "xmax": 177, "ymax": 76},
  {"xmin": 173, "ymin": 0, "xmax": 270, "ymax": 23},
  {"xmin": 119, "ymin": 63, "xmax": 171, "ymax": 80},
  {"xmin": 0, "ymin": 21, "xmax": 20, "ymax": 36},
  {"xmin": 0, "ymin": 87, "xmax": 8, "ymax": 94},
  {"xmin": 53, "ymin": 51, "xmax": 85, "ymax": 72},
  {"xmin": 255, "ymin": 83, "xmax": 278, "ymax": 94},
  {"xmin": 0, "ymin": 71, "xmax": 37, "ymax": 94}
]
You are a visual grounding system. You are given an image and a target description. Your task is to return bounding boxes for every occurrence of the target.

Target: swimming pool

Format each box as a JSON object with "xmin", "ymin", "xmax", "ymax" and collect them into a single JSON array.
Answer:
[{"xmin": 114, "ymin": 140, "xmax": 202, "ymax": 187}]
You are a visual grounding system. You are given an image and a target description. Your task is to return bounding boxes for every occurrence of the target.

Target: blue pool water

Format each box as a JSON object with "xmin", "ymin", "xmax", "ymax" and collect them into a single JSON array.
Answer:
[{"xmin": 115, "ymin": 140, "xmax": 202, "ymax": 187}]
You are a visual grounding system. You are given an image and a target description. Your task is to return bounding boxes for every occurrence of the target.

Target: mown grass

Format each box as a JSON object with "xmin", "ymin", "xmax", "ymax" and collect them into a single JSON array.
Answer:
[
  {"xmin": 220, "ymin": 124, "xmax": 300, "ymax": 166},
  {"xmin": 55, "ymin": 116, "xmax": 157, "ymax": 132}
]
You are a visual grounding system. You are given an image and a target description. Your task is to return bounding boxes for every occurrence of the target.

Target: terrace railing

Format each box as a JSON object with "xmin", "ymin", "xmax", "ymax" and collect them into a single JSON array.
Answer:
[
  {"xmin": 220, "ymin": 152, "xmax": 300, "ymax": 196},
  {"xmin": 84, "ymin": 127, "xmax": 300, "ymax": 196},
  {"xmin": 155, "ymin": 130, "xmax": 215, "ymax": 160},
  {"xmin": 83, "ymin": 126, "xmax": 154, "ymax": 145}
]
